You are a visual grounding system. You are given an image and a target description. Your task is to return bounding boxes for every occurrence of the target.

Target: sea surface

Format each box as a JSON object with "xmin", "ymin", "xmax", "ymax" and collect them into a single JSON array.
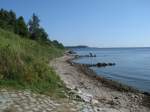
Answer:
[{"xmin": 72, "ymin": 47, "xmax": 150, "ymax": 92}]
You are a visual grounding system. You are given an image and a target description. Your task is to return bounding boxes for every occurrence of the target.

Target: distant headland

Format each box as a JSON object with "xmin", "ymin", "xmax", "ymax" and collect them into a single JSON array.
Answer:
[{"xmin": 65, "ymin": 45, "xmax": 89, "ymax": 49}]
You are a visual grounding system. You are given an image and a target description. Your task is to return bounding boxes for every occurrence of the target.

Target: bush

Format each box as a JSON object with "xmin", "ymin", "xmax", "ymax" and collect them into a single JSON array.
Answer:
[{"xmin": 0, "ymin": 28, "xmax": 65, "ymax": 97}]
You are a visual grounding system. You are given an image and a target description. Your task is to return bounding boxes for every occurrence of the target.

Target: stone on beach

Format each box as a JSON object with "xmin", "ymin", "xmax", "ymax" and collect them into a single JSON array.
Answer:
[{"xmin": 50, "ymin": 55, "xmax": 150, "ymax": 112}]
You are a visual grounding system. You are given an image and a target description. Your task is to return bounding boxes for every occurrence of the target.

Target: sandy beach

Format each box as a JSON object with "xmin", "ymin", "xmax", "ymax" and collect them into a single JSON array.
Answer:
[{"xmin": 50, "ymin": 54, "xmax": 150, "ymax": 112}]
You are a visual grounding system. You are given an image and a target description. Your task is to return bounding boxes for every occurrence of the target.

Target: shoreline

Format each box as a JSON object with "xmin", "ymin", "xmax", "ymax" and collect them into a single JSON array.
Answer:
[
  {"xmin": 51, "ymin": 54, "xmax": 150, "ymax": 112},
  {"xmin": 69, "ymin": 54, "xmax": 150, "ymax": 107},
  {"xmin": 68, "ymin": 54, "xmax": 150, "ymax": 94}
]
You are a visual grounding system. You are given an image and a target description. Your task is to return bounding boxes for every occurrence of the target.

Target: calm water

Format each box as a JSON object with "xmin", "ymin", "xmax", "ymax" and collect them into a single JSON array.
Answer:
[{"xmin": 72, "ymin": 47, "xmax": 150, "ymax": 92}]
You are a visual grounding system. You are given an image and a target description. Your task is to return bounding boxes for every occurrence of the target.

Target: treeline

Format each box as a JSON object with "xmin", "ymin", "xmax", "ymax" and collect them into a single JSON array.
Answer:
[{"xmin": 0, "ymin": 9, "xmax": 64, "ymax": 49}]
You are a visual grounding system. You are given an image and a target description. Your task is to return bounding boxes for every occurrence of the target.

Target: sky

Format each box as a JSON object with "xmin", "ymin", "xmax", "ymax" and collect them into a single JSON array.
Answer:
[{"xmin": 0, "ymin": 0, "xmax": 150, "ymax": 47}]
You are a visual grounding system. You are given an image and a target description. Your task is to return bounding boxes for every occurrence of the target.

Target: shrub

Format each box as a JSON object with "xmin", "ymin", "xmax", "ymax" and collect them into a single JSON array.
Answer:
[{"xmin": 0, "ymin": 28, "xmax": 65, "ymax": 97}]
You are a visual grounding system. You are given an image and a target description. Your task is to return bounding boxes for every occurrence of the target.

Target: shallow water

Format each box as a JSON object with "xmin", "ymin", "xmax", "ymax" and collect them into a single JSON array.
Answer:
[{"xmin": 72, "ymin": 47, "xmax": 150, "ymax": 92}]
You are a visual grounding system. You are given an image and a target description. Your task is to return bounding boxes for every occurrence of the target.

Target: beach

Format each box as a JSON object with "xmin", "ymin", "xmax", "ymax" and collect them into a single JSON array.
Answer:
[{"xmin": 50, "ymin": 54, "xmax": 150, "ymax": 112}]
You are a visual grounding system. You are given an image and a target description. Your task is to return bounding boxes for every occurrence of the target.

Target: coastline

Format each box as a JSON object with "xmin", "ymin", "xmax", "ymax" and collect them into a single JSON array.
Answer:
[
  {"xmin": 69, "ymin": 54, "xmax": 149, "ymax": 94},
  {"xmin": 51, "ymin": 54, "xmax": 150, "ymax": 112},
  {"xmin": 69, "ymin": 54, "xmax": 150, "ymax": 107},
  {"xmin": 68, "ymin": 57, "xmax": 138, "ymax": 93}
]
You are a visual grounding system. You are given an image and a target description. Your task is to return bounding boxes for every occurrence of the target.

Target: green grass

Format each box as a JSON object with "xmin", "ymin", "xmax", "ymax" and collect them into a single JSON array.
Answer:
[{"xmin": 0, "ymin": 28, "xmax": 66, "ymax": 97}]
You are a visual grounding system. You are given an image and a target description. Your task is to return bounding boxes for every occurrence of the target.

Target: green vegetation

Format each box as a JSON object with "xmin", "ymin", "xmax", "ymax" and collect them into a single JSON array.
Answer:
[
  {"xmin": 0, "ymin": 9, "xmax": 64, "ymax": 49},
  {"xmin": 0, "ymin": 28, "xmax": 65, "ymax": 97},
  {"xmin": 0, "ymin": 9, "xmax": 66, "ymax": 97}
]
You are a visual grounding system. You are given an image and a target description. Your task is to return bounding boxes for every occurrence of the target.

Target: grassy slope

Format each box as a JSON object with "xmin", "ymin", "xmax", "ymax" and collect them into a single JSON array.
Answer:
[{"xmin": 0, "ymin": 28, "xmax": 65, "ymax": 97}]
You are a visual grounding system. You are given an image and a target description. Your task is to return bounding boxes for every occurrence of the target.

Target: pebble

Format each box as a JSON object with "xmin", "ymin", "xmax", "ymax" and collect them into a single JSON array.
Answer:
[
  {"xmin": 0, "ymin": 88, "xmax": 145, "ymax": 112},
  {"xmin": 0, "ymin": 89, "xmax": 59, "ymax": 112}
]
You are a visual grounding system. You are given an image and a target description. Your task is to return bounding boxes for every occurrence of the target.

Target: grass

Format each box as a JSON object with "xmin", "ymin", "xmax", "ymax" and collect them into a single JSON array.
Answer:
[{"xmin": 0, "ymin": 28, "xmax": 66, "ymax": 97}]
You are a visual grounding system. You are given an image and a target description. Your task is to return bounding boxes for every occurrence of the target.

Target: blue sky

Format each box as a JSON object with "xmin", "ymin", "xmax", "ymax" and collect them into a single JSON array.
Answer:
[{"xmin": 0, "ymin": 0, "xmax": 150, "ymax": 47}]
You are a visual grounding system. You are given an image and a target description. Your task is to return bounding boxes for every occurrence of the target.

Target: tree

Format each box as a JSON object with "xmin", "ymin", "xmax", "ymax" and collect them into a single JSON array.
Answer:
[
  {"xmin": 0, "ymin": 9, "xmax": 16, "ymax": 32},
  {"xmin": 9, "ymin": 10, "xmax": 16, "ymax": 31},
  {"xmin": 0, "ymin": 9, "xmax": 64, "ymax": 48},
  {"xmin": 52, "ymin": 40, "xmax": 64, "ymax": 49},
  {"xmin": 37, "ymin": 28, "xmax": 48, "ymax": 41},
  {"xmin": 28, "ymin": 13, "xmax": 40, "ymax": 39},
  {"xmin": 0, "ymin": 9, "xmax": 11, "ymax": 30},
  {"xmin": 28, "ymin": 13, "xmax": 49, "ymax": 42},
  {"xmin": 15, "ymin": 16, "xmax": 28, "ymax": 37}
]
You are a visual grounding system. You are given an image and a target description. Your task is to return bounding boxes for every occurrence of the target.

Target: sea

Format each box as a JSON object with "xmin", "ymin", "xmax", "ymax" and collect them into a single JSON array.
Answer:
[{"xmin": 72, "ymin": 47, "xmax": 150, "ymax": 92}]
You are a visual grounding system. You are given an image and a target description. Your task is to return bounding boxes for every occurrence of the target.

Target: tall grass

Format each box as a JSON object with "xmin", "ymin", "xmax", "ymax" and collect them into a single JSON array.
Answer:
[{"xmin": 0, "ymin": 28, "xmax": 65, "ymax": 97}]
